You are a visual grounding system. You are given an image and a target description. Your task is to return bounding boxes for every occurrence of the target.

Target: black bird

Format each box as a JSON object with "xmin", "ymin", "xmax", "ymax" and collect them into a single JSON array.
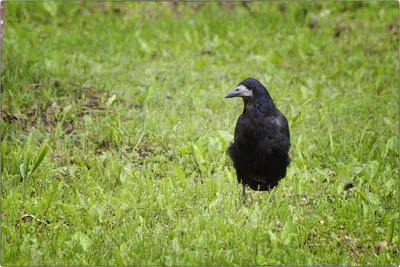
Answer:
[{"xmin": 225, "ymin": 78, "xmax": 291, "ymax": 197}]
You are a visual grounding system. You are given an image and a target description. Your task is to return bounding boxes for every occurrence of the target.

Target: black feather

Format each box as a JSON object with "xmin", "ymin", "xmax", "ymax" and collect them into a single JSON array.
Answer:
[{"xmin": 225, "ymin": 78, "xmax": 291, "ymax": 192}]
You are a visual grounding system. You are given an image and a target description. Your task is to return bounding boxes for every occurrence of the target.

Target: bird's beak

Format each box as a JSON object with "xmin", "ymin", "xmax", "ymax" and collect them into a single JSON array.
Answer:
[{"xmin": 224, "ymin": 85, "xmax": 253, "ymax": 98}]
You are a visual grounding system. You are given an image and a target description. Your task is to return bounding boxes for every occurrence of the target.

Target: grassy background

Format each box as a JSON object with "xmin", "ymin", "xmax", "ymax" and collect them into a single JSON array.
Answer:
[{"xmin": 1, "ymin": 2, "xmax": 399, "ymax": 265}]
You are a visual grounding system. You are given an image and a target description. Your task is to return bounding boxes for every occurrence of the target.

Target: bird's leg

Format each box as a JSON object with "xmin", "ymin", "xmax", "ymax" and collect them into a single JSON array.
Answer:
[{"xmin": 241, "ymin": 183, "xmax": 246, "ymax": 199}]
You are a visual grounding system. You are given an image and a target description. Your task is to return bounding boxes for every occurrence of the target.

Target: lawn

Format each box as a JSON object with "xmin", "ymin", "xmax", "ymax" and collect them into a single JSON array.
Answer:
[{"xmin": 1, "ymin": 2, "xmax": 398, "ymax": 265}]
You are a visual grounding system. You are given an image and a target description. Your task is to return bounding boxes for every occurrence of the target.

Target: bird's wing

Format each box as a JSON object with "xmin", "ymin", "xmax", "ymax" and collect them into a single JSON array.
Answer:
[{"xmin": 274, "ymin": 112, "xmax": 290, "ymax": 140}]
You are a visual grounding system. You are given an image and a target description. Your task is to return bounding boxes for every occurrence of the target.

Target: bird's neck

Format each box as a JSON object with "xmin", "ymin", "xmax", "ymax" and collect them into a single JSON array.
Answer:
[
  {"xmin": 242, "ymin": 97, "xmax": 276, "ymax": 116},
  {"xmin": 242, "ymin": 98, "xmax": 253, "ymax": 114}
]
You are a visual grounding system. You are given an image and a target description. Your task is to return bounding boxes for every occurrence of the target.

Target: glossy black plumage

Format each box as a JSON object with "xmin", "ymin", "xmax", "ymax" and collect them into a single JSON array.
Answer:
[{"xmin": 225, "ymin": 78, "xmax": 291, "ymax": 193}]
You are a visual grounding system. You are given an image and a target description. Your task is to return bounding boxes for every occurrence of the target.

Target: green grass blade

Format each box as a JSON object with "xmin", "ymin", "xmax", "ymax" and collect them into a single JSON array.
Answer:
[
  {"xmin": 1, "ymin": 141, "xmax": 5, "ymax": 173},
  {"xmin": 30, "ymin": 141, "xmax": 49, "ymax": 177},
  {"xmin": 22, "ymin": 149, "xmax": 32, "ymax": 180}
]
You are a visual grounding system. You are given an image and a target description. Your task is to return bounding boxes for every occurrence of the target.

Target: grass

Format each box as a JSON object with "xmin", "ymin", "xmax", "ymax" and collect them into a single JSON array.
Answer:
[{"xmin": 1, "ymin": 2, "xmax": 399, "ymax": 265}]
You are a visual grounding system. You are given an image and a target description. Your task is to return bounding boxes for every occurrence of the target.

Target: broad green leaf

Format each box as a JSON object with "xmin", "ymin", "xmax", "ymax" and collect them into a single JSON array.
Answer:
[
  {"xmin": 174, "ymin": 165, "xmax": 185, "ymax": 181},
  {"xmin": 138, "ymin": 39, "xmax": 151, "ymax": 53},
  {"xmin": 148, "ymin": 155, "xmax": 169, "ymax": 162},
  {"xmin": 364, "ymin": 189, "xmax": 380, "ymax": 205},
  {"xmin": 42, "ymin": 2, "xmax": 58, "ymax": 17},
  {"xmin": 62, "ymin": 104, "xmax": 73, "ymax": 116},
  {"xmin": 281, "ymin": 219, "xmax": 293, "ymax": 243},
  {"xmin": 98, "ymin": 126, "xmax": 112, "ymax": 143},
  {"xmin": 386, "ymin": 136, "xmax": 398, "ymax": 152},
  {"xmin": 192, "ymin": 142, "xmax": 207, "ymax": 174},
  {"xmin": 79, "ymin": 234, "xmax": 92, "ymax": 252},
  {"xmin": 368, "ymin": 161, "xmax": 380, "ymax": 177},
  {"xmin": 19, "ymin": 164, "xmax": 25, "ymax": 180},
  {"xmin": 106, "ymin": 94, "xmax": 117, "ymax": 106},
  {"xmin": 217, "ymin": 130, "xmax": 233, "ymax": 144}
]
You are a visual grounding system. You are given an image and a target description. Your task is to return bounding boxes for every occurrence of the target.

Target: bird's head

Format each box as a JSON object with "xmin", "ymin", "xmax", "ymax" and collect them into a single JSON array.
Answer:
[
  {"xmin": 224, "ymin": 78, "xmax": 271, "ymax": 100},
  {"xmin": 225, "ymin": 78, "xmax": 275, "ymax": 113}
]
